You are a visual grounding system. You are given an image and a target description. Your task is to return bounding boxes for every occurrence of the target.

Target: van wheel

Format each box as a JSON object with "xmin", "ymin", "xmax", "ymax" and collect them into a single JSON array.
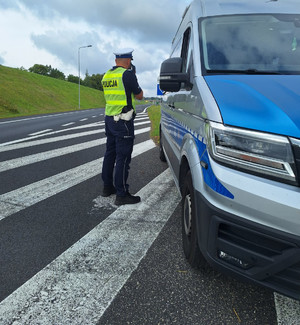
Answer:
[
  {"xmin": 182, "ymin": 171, "xmax": 206, "ymax": 268},
  {"xmin": 159, "ymin": 129, "xmax": 166, "ymax": 162}
]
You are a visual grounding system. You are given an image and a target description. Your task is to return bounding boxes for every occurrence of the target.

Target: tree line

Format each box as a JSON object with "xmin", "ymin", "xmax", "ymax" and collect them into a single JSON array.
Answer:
[{"xmin": 28, "ymin": 64, "xmax": 104, "ymax": 91}]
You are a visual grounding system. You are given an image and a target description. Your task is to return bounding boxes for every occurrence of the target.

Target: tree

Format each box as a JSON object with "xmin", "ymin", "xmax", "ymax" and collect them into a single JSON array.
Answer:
[
  {"xmin": 29, "ymin": 64, "xmax": 65, "ymax": 80},
  {"xmin": 67, "ymin": 74, "xmax": 79, "ymax": 84},
  {"xmin": 29, "ymin": 64, "xmax": 51, "ymax": 76},
  {"xmin": 49, "ymin": 68, "xmax": 65, "ymax": 80},
  {"xmin": 83, "ymin": 72, "xmax": 104, "ymax": 91},
  {"xmin": 90, "ymin": 73, "xmax": 104, "ymax": 91}
]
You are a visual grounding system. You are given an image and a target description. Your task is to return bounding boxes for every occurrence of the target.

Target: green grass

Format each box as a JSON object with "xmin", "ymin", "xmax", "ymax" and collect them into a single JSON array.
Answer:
[
  {"xmin": 0, "ymin": 65, "xmax": 105, "ymax": 119},
  {"xmin": 147, "ymin": 105, "xmax": 161, "ymax": 144}
]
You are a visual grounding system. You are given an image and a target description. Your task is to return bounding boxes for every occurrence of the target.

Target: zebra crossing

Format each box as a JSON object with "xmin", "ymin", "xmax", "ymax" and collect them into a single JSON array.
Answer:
[
  {"xmin": 0, "ymin": 109, "xmax": 180, "ymax": 324},
  {"xmin": 0, "ymin": 112, "xmax": 152, "ymax": 220}
]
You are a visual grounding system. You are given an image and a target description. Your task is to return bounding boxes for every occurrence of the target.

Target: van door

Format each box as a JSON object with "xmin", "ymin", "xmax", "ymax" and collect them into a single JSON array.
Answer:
[{"xmin": 161, "ymin": 26, "xmax": 194, "ymax": 180}]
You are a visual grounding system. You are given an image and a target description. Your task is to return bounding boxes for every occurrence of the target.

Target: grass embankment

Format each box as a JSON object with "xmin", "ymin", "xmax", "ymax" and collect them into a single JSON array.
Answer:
[
  {"xmin": 0, "ymin": 65, "xmax": 105, "ymax": 119},
  {"xmin": 147, "ymin": 105, "xmax": 161, "ymax": 144}
]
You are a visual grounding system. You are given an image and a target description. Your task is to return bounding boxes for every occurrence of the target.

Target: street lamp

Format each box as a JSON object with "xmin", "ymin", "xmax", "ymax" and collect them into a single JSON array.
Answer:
[{"xmin": 78, "ymin": 45, "xmax": 92, "ymax": 109}]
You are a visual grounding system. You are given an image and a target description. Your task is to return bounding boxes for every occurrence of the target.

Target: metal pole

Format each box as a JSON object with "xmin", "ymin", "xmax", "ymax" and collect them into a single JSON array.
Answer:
[
  {"xmin": 78, "ymin": 48, "xmax": 80, "ymax": 109},
  {"xmin": 78, "ymin": 45, "xmax": 92, "ymax": 110}
]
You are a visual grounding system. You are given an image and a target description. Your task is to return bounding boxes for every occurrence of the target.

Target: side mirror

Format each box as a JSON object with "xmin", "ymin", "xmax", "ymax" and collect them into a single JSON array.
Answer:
[{"xmin": 159, "ymin": 57, "xmax": 191, "ymax": 92}]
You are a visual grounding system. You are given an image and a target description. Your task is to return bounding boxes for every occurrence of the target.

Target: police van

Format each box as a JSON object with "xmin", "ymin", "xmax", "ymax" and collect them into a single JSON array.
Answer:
[{"xmin": 159, "ymin": 0, "xmax": 300, "ymax": 300}]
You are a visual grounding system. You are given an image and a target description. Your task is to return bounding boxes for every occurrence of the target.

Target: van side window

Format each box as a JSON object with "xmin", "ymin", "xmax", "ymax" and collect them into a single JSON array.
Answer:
[
  {"xmin": 171, "ymin": 37, "xmax": 182, "ymax": 58},
  {"xmin": 181, "ymin": 28, "xmax": 192, "ymax": 73}
]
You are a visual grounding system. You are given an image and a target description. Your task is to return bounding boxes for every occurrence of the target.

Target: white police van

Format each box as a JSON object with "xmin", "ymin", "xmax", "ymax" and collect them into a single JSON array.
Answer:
[{"xmin": 159, "ymin": 0, "xmax": 300, "ymax": 300}]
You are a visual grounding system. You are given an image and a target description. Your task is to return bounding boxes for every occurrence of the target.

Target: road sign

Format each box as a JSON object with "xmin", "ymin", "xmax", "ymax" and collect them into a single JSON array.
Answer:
[{"xmin": 157, "ymin": 84, "xmax": 163, "ymax": 96}]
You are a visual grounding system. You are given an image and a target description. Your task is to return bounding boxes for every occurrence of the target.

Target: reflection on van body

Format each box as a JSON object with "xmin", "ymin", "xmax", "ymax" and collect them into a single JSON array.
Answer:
[{"xmin": 159, "ymin": 0, "xmax": 300, "ymax": 301}]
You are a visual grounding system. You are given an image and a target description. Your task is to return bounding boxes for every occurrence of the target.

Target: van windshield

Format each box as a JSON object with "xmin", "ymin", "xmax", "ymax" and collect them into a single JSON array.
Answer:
[{"xmin": 200, "ymin": 14, "xmax": 300, "ymax": 74}]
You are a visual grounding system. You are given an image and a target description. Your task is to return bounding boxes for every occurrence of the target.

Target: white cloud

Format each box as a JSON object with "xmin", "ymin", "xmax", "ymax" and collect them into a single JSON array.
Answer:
[{"xmin": 0, "ymin": 0, "xmax": 191, "ymax": 97}]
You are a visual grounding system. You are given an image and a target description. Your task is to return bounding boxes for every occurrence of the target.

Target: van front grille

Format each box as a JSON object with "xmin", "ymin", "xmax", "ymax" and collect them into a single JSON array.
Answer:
[{"xmin": 214, "ymin": 220, "xmax": 300, "ymax": 300}]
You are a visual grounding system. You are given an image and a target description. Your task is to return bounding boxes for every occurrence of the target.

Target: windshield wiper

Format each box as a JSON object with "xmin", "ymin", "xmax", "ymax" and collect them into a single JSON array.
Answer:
[{"xmin": 207, "ymin": 69, "xmax": 282, "ymax": 75}]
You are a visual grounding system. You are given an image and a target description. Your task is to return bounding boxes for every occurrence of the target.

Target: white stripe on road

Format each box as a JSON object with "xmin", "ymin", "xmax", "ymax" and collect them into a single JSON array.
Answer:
[
  {"xmin": 0, "ymin": 139, "xmax": 105, "ymax": 173},
  {"xmin": 0, "ymin": 109, "xmax": 103, "ymax": 125},
  {"xmin": 0, "ymin": 122, "xmax": 104, "ymax": 147},
  {"xmin": 61, "ymin": 122, "xmax": 75, "ymax": 127},
  {"xmin": 79, "ymin": 118, "xmax": 88, "ymax": 122},
  {"xmin": 0, "ymin": 127, "xmax": 151, "ymax": 172},
  {"xmin": 0, "ymin": 168, "xmax": 180, "ymax": 325},
  {"xmin": 135, "ymin": 116, "xmax": 149, "ymax": 121},
  {"xmin": 28, "ymin": 129, "xmax": 53, "ymax": 136},
  {"xmin": 0, "ymin": 119, "xmax": 150, "ymax": 150},
  {"xmin": 274, "ymin": 293, "xmax": 300, "ymax": 324},
  {"xmin": 0, "ymin": 140, "xmax": 156, "ymax": 220},
  {"xmin": 0, "ymin": 111, "xmax": 85, "ymax": 125},
  {"xmin": 0, "ymin": 129, "xmax": 104, "ymax": 153}
]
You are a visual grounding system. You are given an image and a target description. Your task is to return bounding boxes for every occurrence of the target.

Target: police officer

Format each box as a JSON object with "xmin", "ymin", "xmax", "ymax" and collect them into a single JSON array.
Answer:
[{"xmin": 101, "ymin": 48, "xmax": 143, "ymax": 205}]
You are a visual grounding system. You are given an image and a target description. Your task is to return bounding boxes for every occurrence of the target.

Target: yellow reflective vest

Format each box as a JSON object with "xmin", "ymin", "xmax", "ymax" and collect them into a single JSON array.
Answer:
[{"xmin": 102, "ymin": 67, "xmax": 135, "ymax": 116}]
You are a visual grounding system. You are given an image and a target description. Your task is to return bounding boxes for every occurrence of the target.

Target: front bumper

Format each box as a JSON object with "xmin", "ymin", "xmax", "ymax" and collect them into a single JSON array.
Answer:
[{"xmin": 195, "ymin": 190, "xmax": 300, "ymax": 301}]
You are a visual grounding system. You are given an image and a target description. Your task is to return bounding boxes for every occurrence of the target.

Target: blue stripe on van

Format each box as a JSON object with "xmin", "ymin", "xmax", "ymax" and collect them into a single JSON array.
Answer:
[
  {"xmin": 195, "ymin": 139, "xmax": 234, "ymax": 199},
  {"xmin": 162, "ymin": 110, "xmax": 234, "ymax": 199}
]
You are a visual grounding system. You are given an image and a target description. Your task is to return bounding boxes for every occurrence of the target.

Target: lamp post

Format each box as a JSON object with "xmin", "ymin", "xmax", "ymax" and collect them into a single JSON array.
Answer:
[{"xmin": 78, "ymin": 45, "xmax": 92, "ymax": 109}]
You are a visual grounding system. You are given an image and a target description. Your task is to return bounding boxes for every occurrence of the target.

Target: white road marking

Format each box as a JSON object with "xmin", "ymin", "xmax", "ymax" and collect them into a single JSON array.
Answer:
[
  {"xmin": 0, "ymin": 139, "xmax": 104, "ymax": 173},
  {"xmin": 0, "ymin": 140, "xmax": 156, "ymax": 220},
  {"xmin": 274, "ymin": 293, "xmax": 300, "ymax": 324},
  {"xmin": 61, "ymin": 122, "xmax": 75, "ymax": 127},
  {"xmin": 0, "ymin": 129, "xmax": 104, "ymax": 153},
  {"xmin": 0, "ymin": 122, "xmax": 103, "ymax": 147},
  {"xmin": 0, "ymin": 127, "xmax": 151, "ymax": 172},
  {"xmin": 79, "ymin": 118, "xmax": 88, "ymax": 122},
  {"xmin": 28, "ymin": 129, "xmax": 53, "ymax": 136},
  {"xmin": 135, "ymin": 116, "xmax": 150, "ymax": 122},
  {"xmin": 0, "ymin": 169, "xmax": 180, "ymax": 325},
  {"xmin": 143, "ymin": 106, "xmax": 151, "ymax": 113},
  {"xmin": 0, "ymin": 111, "xmax": 84, "ymax": 125},
  {"xmin": 0, "ymin": 119, "xmax": 149, "ymax": 148}
]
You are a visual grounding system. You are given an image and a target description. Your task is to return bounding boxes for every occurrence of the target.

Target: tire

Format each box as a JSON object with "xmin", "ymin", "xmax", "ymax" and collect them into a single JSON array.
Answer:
[
  {"xmin": 159, "ymin": 128, "xmax": 167, "ymax": 162},
  {"xmin": 181, "ymin": 170, "xmax": 206, "ymax": 268}
]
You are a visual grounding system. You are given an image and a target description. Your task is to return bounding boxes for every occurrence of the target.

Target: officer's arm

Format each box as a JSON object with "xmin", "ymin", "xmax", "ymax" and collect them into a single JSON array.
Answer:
[{"xmin": 135, "ymin": 90, "xmax": 143, "ymax": 100}]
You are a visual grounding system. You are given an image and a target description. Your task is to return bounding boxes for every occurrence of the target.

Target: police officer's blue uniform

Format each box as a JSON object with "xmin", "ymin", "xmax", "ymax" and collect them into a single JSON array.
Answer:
[{"xmin": 101, "ymin": 49, "xmax": 143, "ymax": 205}]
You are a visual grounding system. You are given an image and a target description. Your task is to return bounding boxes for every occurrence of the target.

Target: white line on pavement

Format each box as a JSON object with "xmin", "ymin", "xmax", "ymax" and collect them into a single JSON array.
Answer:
[
  {"xmin": 0, "ymin": 168, "xmax": 180, "ymax": 325},
  {"xmin": 28, "ymin": 129, "xmax": 53, "ymax": 136},
  {"xmin": 61, "ymin": 122, "xmax": 75, "ymax": 127},
  {"xmin": 274, "ymin": 293, "xmax": 300, "ymax": 324},
  {"xmin": 0, "ymin": 111, "xmax": 86, "ymax": 125},
  {"xmin": 0, "ymin": 139, "xmax": 156, "ymax": 220},
  {"xmin": 0, "ymin": 127, "xmax": 151, "ymax": 172},
  {"xmin": 0, "ymin": 129, "xmax": 104, "ymax": 153},
  {"xmin": 0, "ymin": 119, "xmax": 150, "ymax": 149},
  {"xmin": 0, "ymin": 122, "xmax": 103, "ymax": 147}
]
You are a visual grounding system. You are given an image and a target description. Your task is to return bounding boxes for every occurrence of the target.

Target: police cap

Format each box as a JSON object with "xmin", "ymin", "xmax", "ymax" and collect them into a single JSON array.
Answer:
[{"xmin": 113, "ymin": 48, "xmax": 134, "ymax": 59}]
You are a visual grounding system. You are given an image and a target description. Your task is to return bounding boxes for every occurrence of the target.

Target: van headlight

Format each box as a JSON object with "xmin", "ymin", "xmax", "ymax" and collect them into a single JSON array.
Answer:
[{"xmin": 207, "ymin": 122, "xmax": 297, "ymax": 185}]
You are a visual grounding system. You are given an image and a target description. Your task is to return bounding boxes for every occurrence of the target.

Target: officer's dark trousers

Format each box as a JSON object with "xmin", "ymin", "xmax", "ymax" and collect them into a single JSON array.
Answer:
[{"xmin": 102, "ymin": 115, "xmax": 134, "ymax": 197}]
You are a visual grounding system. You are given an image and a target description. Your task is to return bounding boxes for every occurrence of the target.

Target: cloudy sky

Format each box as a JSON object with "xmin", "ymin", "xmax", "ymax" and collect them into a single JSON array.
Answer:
[{"xmin": 0, "ymin": 0, "xmax": 191, "ymax": 97}]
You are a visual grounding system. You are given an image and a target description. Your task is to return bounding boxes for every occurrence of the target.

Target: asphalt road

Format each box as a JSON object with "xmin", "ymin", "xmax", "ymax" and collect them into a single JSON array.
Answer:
[{"xmin": 0, "ymin": 106, "xmax": 299, "ymax": 324}]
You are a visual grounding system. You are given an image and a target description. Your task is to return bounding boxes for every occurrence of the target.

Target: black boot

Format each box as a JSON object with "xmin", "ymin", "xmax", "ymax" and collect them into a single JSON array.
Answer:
[
  {"xmin": 115, "ymin": 193, "xmax": 141, "ymax": 206},
  {"xmin": 102, "ymin": 186, "xmax": 116, "ymax": 197}
]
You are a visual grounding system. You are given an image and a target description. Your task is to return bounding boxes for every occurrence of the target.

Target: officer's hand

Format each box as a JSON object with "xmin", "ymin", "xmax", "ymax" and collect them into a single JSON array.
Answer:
[{"xmin": 130, "ymin": 63, "xmax": 136, "ymax": 74}]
